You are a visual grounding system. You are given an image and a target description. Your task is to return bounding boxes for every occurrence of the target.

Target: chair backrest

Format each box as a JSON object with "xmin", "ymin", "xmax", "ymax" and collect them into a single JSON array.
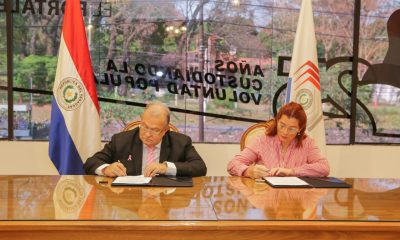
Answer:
[
  {"xmin": 240, "ymin": 119, "xmax": 274, "ymax": 150},
  {"xmin": 123, "ymin": 120, "xmax": 179, "ymax": 132}
]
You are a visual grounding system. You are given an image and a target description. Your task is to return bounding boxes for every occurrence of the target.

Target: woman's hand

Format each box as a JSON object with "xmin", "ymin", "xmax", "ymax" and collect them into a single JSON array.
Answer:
[
  {"xmin": 243, "ymin": 164, "xmax": 270, "ymax": 179},
  {"xmin": 268, "ymin": 167, "xmax": 294, "ymax": 176}
]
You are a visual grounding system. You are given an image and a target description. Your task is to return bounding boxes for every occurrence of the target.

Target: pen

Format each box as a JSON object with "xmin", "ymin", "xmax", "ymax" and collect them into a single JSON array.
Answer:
[
  {"xmin": 117, "ymin": 160, "xmax": 127, "ymax": 176},
  {"xmin": 117, "ymin": 160, "xmax": 125, "ymax": 167}
]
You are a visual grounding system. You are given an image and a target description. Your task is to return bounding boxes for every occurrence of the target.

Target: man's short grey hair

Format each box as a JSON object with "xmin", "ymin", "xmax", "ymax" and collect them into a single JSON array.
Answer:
[{"xmin": 143, "ymin": 101, "xmax": 171, "ymax": 124}]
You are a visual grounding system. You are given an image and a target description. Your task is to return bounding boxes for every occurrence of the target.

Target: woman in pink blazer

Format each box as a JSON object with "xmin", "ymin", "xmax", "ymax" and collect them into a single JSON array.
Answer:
[{"xmin": 228, "ymin": 102, "xmax": 329, "ymax": 179}]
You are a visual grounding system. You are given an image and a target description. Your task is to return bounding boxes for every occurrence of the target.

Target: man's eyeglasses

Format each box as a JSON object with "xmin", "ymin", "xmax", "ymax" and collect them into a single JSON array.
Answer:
[
  {"xmin": 139, "ymin": 124, "xmax": 164, "ymax": 135},
  {"xmin": 277, "ymin": 122, "xmax": 299, "ymax": 134}
]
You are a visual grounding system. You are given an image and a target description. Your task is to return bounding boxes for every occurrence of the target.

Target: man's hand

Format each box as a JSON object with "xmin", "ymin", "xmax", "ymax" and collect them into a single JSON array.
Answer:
[
  {"xmin": 102, "ymin": 162, "xmax": 127, "ymax": 177},
  {"xmin": 144, "ymin": 162, "xmax": 167, "ymax": 177},
  {"xmin": 243, "ymin": 164, "xmax": 270, "ymax": 179},
  {"xmin": 268, "ymin": 167, "xmax": 294, "ymax": 177}
]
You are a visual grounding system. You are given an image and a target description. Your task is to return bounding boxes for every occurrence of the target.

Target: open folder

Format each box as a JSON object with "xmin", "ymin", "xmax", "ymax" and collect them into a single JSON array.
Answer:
[
  {"xmin": 263, "ymin": 176, "xmax": 351, "ymax": 188},
  {"xmin": 111, "ymin": 175, "xmax": 193, "ymax": 187}
]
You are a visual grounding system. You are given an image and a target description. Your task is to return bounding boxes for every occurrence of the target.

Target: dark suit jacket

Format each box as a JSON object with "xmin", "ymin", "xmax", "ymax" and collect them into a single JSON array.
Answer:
[{"xmin": 84, "ymin": 128, "xmax": 207, "ymax": 176}]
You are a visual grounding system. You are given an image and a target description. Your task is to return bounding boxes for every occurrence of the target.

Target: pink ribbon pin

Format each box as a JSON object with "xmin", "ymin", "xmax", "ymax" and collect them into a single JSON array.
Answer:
[{"xmin": 127, "ymin": 154, "xmax": 132, "ymax": 161}]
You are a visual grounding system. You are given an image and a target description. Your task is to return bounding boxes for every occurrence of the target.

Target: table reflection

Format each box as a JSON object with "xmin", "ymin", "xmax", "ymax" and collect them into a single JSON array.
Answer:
[
  {"xmin": 218, "ymin": 177, "xmax": 327, "ymax": 220},
  {"xmin": 1, "ymin": 176, "xmax": 212, "ymax": 221},
  {"xmin": 199, "ymin": 176, "xmax": 255, "ymax": 218},
  {"xmin": 72, "ymin": 175, "xmax": 210, "ymax": 220},
  {"xmin": 322, "ymin": 178, "xmax": 400, "ymax": 221},
  {"xmin": 53, "ymin": 176, "xmax": 96, "ymax": 219},
  {"xmin": 4, "ymin": 176, "xmax": 58, "ymax": 220},
  {"xmin": 2, "ymin": 176, "xmax": 400, "ymax": 222}
]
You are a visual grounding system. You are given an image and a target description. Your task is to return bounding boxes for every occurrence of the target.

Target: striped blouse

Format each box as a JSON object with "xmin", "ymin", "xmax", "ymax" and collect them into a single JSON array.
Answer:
[{"xmin": 227, "ymin": 135, "xmax": 329, "ymax": 177}]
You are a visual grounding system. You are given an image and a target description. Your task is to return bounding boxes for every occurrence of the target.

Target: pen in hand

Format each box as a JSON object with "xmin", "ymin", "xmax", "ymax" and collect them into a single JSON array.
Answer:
[
  {"xmin": 253, "ymin": 164, "xmax": 270, "ymax": 178},
  {"xmin": 116, "ymin": 160, "xmax": 127, "ymax": 176}
]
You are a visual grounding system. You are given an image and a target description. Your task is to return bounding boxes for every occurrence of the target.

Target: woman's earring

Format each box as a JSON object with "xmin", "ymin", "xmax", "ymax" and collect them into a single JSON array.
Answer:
[{"xmin": 297, "ymin": 132, "xmax": 301, "ymax": 136}]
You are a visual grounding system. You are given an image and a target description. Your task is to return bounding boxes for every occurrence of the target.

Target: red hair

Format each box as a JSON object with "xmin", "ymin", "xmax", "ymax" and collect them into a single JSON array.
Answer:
[{"xmin": 267, "ymin": 102, "xmax": 307, "ymax": 147}]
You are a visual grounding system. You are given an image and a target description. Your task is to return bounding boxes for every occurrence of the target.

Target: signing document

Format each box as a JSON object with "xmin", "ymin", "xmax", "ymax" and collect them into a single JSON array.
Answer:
[
  {"xmin": 113, "ymin": 175, "xmax": 152, "ymax": 185},
  {"xmin": 263, "ymin": 177, "xmax": 310, "ymax": 187}
]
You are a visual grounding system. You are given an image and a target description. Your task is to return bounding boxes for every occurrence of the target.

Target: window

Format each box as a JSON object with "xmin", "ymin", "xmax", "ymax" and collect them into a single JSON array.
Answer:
[
  {"xmin": 5, "ymin": 0, "xmax": 400, "ymax": 144},
  {"xmin": 356, "ymin": 1, "xmax": 400, "ymax": 143}
]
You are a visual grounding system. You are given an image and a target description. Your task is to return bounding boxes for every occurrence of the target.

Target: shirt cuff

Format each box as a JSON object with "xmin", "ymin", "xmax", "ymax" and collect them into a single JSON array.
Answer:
[
  {"xmin": 95, "ymin": 164, "xmax": 110, "ymax": 176},
  {"xmin": 238, "ymin": 165, "xmax": 249, "ymax": 177},
  {"xmin": 165, "ymin": 161, "xmax": 177, "ymax": 176}
]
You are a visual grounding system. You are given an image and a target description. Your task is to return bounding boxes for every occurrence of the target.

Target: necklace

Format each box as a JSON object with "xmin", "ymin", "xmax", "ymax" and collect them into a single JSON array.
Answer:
[
  {"xmin": 281, "ymin": 147, "xmax": 288, "ymax": 155},
  {"xmin": 280, "ymin": 147, "xmax": 288, "ymax": 168}
]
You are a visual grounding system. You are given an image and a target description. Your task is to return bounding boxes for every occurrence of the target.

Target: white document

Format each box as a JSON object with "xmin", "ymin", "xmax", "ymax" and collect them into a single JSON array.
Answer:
[
  {"xmin": 263, "ymin": 177, "xmax": 310, "ymax": 186},
  {"xmin": 113, "ymin": 175, "xmax": 152, "ymax": 185}
]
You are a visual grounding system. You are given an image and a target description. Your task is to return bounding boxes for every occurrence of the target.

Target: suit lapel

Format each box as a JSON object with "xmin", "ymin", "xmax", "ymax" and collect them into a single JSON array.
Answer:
[
  {"xmin": 160, "ymin": 131, "xmax": 171, "ymax": 163},
  {"xmin": 131, "ymin": 129, "xmax": 143, "ymax": 175}
]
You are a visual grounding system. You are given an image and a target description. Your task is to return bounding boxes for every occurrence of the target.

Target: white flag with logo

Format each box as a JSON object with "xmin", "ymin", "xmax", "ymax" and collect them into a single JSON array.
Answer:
[{"xmin": 285, "ymin": 0, "xmax": 326, "ymax": 154}]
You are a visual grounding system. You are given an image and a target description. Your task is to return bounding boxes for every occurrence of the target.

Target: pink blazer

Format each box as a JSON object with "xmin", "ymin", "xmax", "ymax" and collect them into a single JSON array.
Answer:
[{"xmin": 227, "ymin": 135, "xmax": 329, "ymax": 177}]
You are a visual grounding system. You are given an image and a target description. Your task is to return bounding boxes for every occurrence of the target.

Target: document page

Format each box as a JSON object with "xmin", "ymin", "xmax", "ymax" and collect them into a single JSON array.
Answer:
[
  {"xmin": 113, "ymin": 175, "xmax": 152, "ymax": 185},
  {"xmin": 263, "ymin": 177, "xmax": 310, "ymax": 186}
]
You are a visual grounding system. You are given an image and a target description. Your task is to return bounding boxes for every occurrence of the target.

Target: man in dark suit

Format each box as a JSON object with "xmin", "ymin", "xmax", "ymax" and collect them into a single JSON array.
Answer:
[{"xmin": 84, "ymin": 102, "xmax": 207, "ymax": 177}]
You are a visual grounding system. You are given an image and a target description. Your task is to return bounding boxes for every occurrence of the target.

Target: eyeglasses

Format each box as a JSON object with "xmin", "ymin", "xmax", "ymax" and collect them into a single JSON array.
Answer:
[
  {"xmin": 139, "ymin": 124, "xmax": 164, "ymax": 135},
  {"xmin": 277, "ymin": 122, "xmax": 299, "ymax": 134}
]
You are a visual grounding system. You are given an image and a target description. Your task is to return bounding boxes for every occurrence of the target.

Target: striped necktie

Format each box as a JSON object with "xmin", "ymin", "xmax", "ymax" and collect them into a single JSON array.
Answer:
[{"xmin": 146, "ymin": 146, "xmax": 155, "ymax": 165}]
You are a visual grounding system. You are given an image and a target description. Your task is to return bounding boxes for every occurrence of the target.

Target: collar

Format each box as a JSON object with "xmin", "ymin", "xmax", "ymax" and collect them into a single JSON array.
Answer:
[
  {"xmin": 144, "ymin": 141, "xmax": 162, "ymax": 150},
  {"xmin": 272, "ymin": 135, "xmax": 298, "ymax": 148}
]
